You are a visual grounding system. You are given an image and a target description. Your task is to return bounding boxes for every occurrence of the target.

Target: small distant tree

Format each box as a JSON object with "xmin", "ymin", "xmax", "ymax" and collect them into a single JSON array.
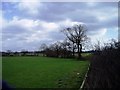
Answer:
[
  {"xmin": 44, "ymin": 41, "xmax": 72, "ymax": 58},
  {"xmin": 53, "ymin": 41, "xmax": 61, "ymax": 57},
  {"xmin": 40, "ymin": 43, "xmax": 47, "ymax": 51},
  {"xmin": 40, "ymin": 43, "xmax": 48, "ymax": 56},
  {"xmin": 14, "ymin": 51, "xmax": 18, "ymax": 56},
  {"xmin": 21, "ymin": 49, "xmax": 28, "ymax": 56},
  {"xmin": 6, "ymin": 50, "xmax": 12, "ymax": 56},
  {"xmin": 60, "ymin": 40, "xmax": 70, "ymax": 58}
]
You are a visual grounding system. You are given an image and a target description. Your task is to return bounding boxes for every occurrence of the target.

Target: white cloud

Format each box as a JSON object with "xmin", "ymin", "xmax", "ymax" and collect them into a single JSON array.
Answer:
[
  {"xmin": 0, "ymin": 10, "xmax": 2, "ymax": 24},
  {"xmin": 2, "ymin": 17, "xmax": 88, "ymax": 51},
  {"xmin": 2, "ymin": 2, "xmax": 118, "ymax": 51},
  {"xmin": 95, "ymin": 7, "xmax": 117, "ymax": 22},
  {"xmin": 97, "ymin": 16, "xmax": 107, "ymax": 21},
  {"xmin": 17, "ymin": 0, "xmax": 41, "ymax": 15},
  {"xmin": 86, "ymin": 2, "xmax": 98, "ymax": 7},
  {"xmin": 41, "ymin": 22, "xmax": 59, "ymax": 32},
  {"xmin": 58, "ymin": 19, "xmax": 85, "ymax": 28},
  {"xmin": 3, "ymin": 15, "xmax": 114, "ymax": 51},
  {"xmin": 88, "ymin": 28, "xmax": 107, "ymax": 45}
]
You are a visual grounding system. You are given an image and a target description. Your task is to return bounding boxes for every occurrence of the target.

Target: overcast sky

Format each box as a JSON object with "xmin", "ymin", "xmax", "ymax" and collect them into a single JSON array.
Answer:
[{"xmin": 1, "ymin": 1, "xmax": 118, "ymax": 51}]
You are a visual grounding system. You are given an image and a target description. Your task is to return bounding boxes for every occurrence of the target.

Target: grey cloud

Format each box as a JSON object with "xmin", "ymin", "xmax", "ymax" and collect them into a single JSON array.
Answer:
[
  {"xmin": 104, "ymin": 17, "xmax": 118, "ymax": 28},
  {"xmin": 3, "ymin": 2, "xmax": 116, "ymax": 21},
  {"xmin": 49, "ymin": 31, "xmax": 65, "ymax": 41},
  {"xmin": 2, "ymin": 2, "xmax": 118, "ymax": 51},
  {"xmin": 2, "ymin": 24, "xmax": 27, "ymax": 34},
  {"xmin": 2, "ymin": 24, "xmax": 28, "ymax": 41},
  {"xmin": 2, "ymin": 35, "xmax": 54, "ymax": 51},
  {"xmin": 5, "ymin": 2, "xmax": 117, "ymax": 25},
  {"xmin": 2, "ymin": 33, "xmax": 15, "ymax": 40},
  {"xmin": 37, "ymin": 2, "xmax": 97, "ymax": 22},
  {"xmin": 86, "ymin": 16, "xmax": 118, "ymax": 33},
  {"xmin": 96, "ymin": 2, "xmax": 118, "ymax": 8}
]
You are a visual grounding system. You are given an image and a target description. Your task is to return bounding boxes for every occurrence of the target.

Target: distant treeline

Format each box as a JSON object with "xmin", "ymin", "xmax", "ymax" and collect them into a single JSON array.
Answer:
[
  {"xmin": 1, "ymin": 50, "xmax": 94, "ymax": 57},
  {"xmin": 1, "ymin": 51, "xmax": 43, "ymax": 56},
  {"xmin": 1, "ymin": 24, "xmax": 91, "ymax": 59}
]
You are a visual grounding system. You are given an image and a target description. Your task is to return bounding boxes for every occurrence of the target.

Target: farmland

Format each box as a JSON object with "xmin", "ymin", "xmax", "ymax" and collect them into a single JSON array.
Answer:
[{"xmin": 2, "ymin": 56, "xmax": 89, "ymax": 89}]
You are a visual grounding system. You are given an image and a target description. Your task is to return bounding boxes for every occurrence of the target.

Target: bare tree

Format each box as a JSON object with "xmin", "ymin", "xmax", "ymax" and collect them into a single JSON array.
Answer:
[
  {"xmin": 53, "ymin": 41, "xmax": 61, "ymax": 57},
  {"xmin": 6, "ymin": 50, "xmax": 12, "ymax": 56},
  {"xmin": 44, "ymin": 40, "xmax": 72, "ymax": 58},
  {"xmin": 60, "ymin": 39, "xmax": 72, "ymax": 58},
  {"xmin": 40, "ymin": 43, "xmax": 47, "ymax": 56},
  {"xmin": 40, "ymin": 43, "xmax": 47, "ymax": 51},
  {"xmin": 61, "ymin": 24, "xmax": 89, "ymax": 59},
  {"xmin": 21, "ymin": 49, "xmax": 28, "ymax": 56}
]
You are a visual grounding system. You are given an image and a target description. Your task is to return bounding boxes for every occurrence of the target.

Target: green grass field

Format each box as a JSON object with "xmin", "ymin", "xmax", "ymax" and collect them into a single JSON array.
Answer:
[{"xmin": 2, "ymin": 56, "xmax": 89, "ymax": 88}]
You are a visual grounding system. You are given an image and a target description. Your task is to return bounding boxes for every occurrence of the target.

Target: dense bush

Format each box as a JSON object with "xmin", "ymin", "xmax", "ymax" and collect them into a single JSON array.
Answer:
[{"xmin": 84, "ymin": 41, "xmax": 120, "ymax": 88}]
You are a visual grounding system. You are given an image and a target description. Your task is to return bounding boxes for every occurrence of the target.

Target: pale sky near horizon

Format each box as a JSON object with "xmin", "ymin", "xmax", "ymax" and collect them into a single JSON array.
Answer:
[{"xmin": 1, "ymin": 1, "xmax": 118, "ymax": 51}]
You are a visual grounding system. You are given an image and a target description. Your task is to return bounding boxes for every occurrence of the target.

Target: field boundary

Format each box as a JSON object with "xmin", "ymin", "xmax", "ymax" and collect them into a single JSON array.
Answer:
[{"xmin": 79, "ymin": 63, "xmax": 90, "ymax": 89}]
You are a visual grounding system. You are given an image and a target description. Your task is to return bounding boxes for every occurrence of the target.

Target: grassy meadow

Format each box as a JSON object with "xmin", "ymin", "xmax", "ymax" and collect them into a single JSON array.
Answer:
[{"xmin": 2, "ymin": 56, "xmax": 89, "ymax": 88}]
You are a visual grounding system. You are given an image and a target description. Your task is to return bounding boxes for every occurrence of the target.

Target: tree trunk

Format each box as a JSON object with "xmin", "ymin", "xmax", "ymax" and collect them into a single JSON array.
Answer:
[
  {"xmin": 77, "ymin": 43, "xmax": 82, "ymax": 59},
  {"xmin": 56, "ymin": 49, "xmax": 59, "ymax": 57},
  {"xmin": 79, "ymin": 44, "xmax": 82, "ymax": 59},
  {"xmin": 77, "ymin": 44, "xmax": 80, "ymax": 59},
  {"xmin": 73, "ymin": 42, "xmax": 75, "ymax": 57}
]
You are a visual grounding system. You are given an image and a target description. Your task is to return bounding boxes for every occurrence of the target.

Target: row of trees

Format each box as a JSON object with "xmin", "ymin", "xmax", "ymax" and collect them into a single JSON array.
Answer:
[
  {"xmin": 2, "ymin": 24, "xmax": 90, "ymax": 59},
  {"xmin": 40, "ymin": 40, "xmax": 74, "ymax": 58},
  {"xmin": 1, "ymin": 50, "xmax": 42, "ymax": 56},
  {"xmin": 40, "ymin": 24, "xmax": 90, "ymax": 59}
]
